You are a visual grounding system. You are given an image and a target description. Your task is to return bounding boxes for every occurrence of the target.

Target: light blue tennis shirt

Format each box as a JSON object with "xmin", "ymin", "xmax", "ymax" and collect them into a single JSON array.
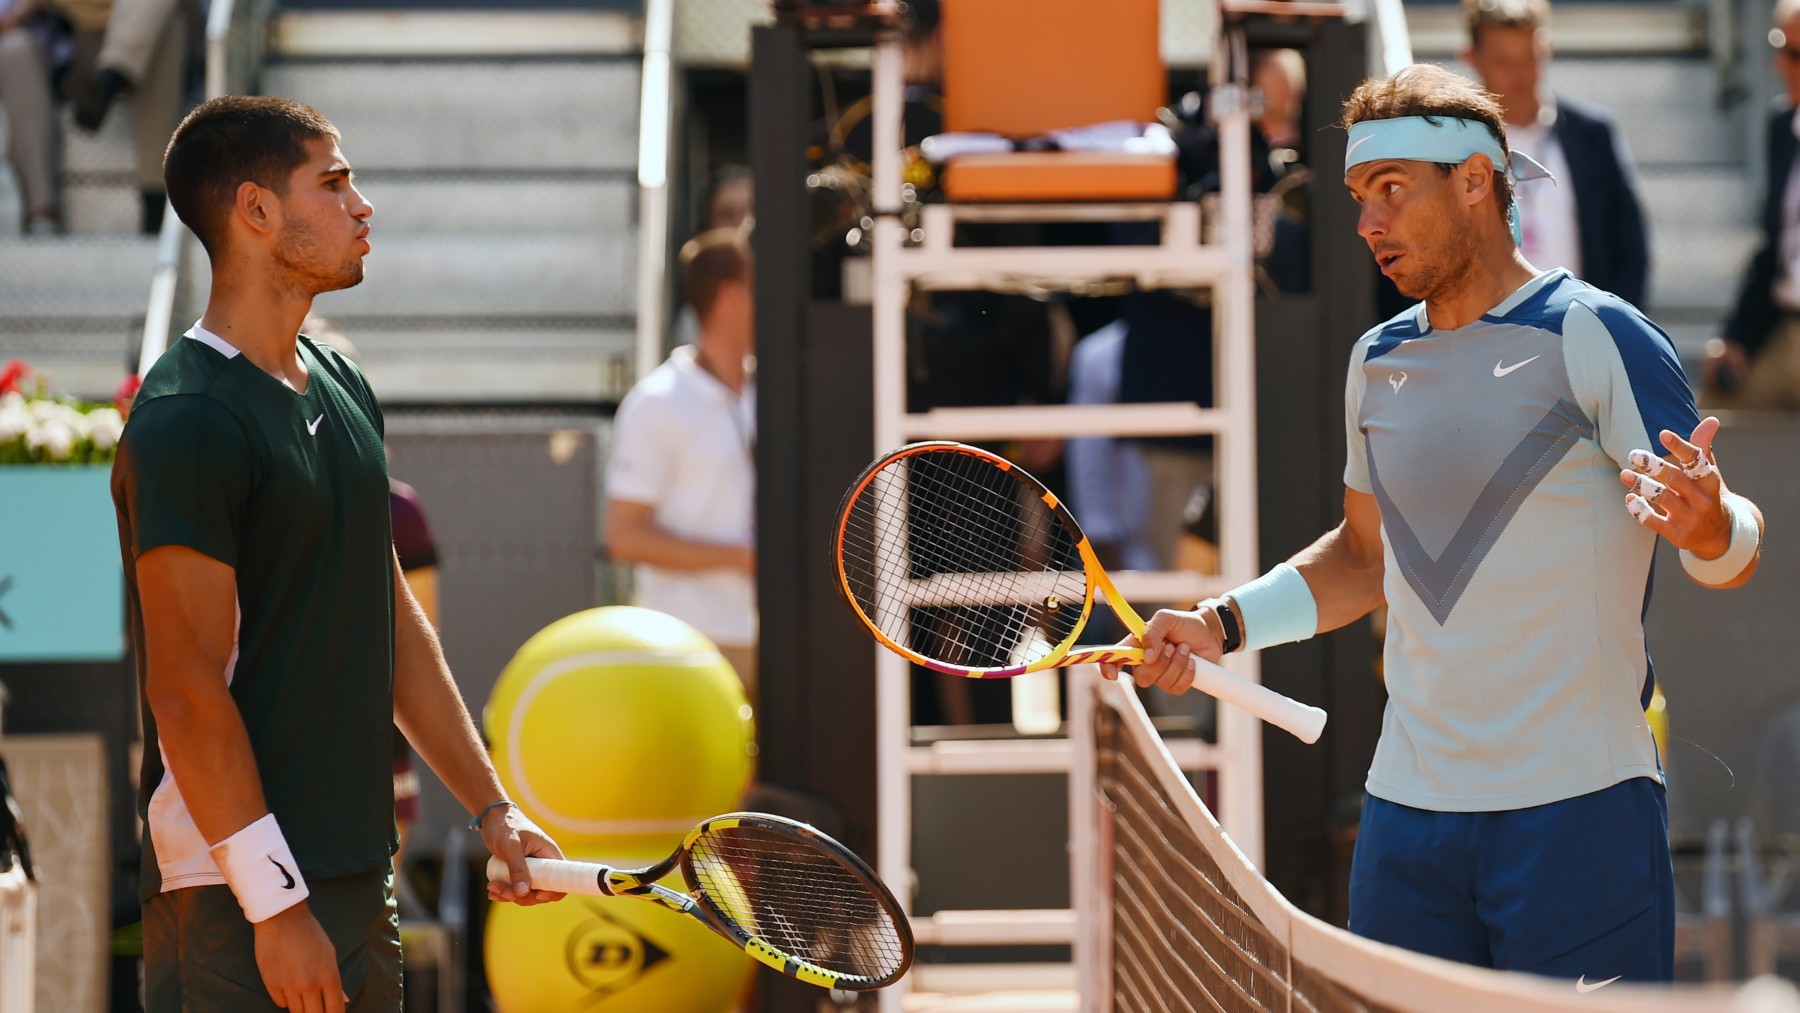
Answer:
[{"xmin": 1345, "ymin": 269, "xmax": 1699, "ymax": 812}]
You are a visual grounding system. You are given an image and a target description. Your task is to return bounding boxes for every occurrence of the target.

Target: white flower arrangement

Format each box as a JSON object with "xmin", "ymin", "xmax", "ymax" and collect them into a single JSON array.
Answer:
[{"xmin": 0, "ymin": 360, "xmax": 133, "ymax": 466}]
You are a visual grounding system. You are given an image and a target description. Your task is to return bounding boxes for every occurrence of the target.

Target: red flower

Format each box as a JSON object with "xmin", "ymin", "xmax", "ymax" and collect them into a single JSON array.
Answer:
[
  {"xmin": 115, "ymin": 374, "xmax": 143, "ymax": 417},
  {"xmin": 0, "ymin": 359, "xmax": 30, "ymax": 396}
]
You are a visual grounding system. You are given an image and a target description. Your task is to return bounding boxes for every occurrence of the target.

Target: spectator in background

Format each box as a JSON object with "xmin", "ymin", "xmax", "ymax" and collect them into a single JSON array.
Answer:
[
  {"xmin": 605, "ymin": 228, "xmax": 758, "ymax": 700},
  {"xmin": 673, "ymin": 165, "xmax": 752, "ymax": 347},
  {"xmin": 58, "ymin": 0, "xmax": 192, "ymax": 232},
  {"xmin": 1253, "ymin": 48, "xmax": 1306, "ymax": 152},
  {"xmin": 1065, "ymin": 319, "xmax": 1157, "ymax": 575},
  {"xmin": 0, "ymin": 0, "xmax": 61, "ymax": 233},
  {"xmin": 1462, "ymin": 0, "xmax": 1650, "ymax": 306},
  {"xmin": 703, "ymin": 163, "xmax": 753, "ymax": 231},
  {"xmin": 1708, "ymin": 0, "xmax": 1800, "ymax": 408}
]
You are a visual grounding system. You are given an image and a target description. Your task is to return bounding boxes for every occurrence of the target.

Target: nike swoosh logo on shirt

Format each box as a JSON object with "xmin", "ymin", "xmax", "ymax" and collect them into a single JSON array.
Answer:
[
  {"xmin": 1493, "ymin": 355, "xmax": 1542, "ymax": 377},
  {"xmin": 1574, "ymin": 975, "xmax": 1621, "ymax": 993},
  {"xmin": 306, "ymin": 413, "xmax": 324, "ymax": 435}
]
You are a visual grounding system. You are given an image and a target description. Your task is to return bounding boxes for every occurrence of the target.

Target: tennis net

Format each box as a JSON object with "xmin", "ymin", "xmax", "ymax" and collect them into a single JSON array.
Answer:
[{"xmin": 1070, "ymin": 674, "xmax": 1800, "ymax": 1013}]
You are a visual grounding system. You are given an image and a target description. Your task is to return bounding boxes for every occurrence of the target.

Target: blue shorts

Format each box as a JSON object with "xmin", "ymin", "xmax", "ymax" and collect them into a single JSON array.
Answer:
[{"xmin": 1348, "ymin": 777, "xmax": 1673, "ymax": 983}]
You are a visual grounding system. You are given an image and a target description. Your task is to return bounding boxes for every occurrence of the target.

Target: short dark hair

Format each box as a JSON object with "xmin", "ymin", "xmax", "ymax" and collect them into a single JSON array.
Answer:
[
  {"xmin": 163, "ymin": 96, "xmax": 340, "ymax": 255},
  {"xmin": 1464, "ymin": 0, "xmax": 1550, "ymax": 44},
  {"xmin": 701, "ymin": 164, "xmax": 753, "ymax": 230},
  {"xmin": 679, "ymin": 228, "xmax": 751, "ymax": 320},
  {"xmin": 1339, "ymin": 64, "xmax": 1515, "ymax": 223}
]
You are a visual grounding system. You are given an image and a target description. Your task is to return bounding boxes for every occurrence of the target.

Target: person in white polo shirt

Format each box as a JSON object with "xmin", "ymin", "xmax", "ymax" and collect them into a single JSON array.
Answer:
[{"xmin": 605, "ymin": 227, "xmax": 759, "ymax": 698}]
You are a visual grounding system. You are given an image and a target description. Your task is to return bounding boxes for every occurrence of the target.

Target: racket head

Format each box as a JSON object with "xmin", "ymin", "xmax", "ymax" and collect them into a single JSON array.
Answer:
[
  {"xmin": 677, "ymin": 813, "xmax": 913, "ymax": 991},
  {"xmin": 833, "ymin": 441, "xmax": 1104, "ymax": 678}
]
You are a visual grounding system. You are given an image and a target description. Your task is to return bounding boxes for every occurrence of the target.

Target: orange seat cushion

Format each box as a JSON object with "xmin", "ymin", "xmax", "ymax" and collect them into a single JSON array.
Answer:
[
  {"xmin": 939, "ymin": 151, "xmax": 1179, "ymax": 203},
  {"xmin": 941, "ymin": 0, "xmax": 1164, "ymax": 136}
]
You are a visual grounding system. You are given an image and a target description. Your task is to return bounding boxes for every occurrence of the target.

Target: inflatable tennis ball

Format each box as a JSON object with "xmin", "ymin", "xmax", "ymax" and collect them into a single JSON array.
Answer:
[
  {"xmin": 1647, "ymin": 683, "xmax": 1669, "ymax": 768},
  {"xmin": 484, "ymin": 607, "xmax": 755, "ymax": 853},
  {"xmin": 485, "ymin": 848, "xmax": 754, "ymax": 1013}
]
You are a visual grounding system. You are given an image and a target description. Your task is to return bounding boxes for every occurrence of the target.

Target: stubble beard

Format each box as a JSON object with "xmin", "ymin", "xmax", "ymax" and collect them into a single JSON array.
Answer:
[
  {"xmin": 1395, "ymin": 224, "xmax": 1478, "ymax": 305},
  {"xmin": 274, "ymin": 219, "xmax": 365, "ymax": 296}
]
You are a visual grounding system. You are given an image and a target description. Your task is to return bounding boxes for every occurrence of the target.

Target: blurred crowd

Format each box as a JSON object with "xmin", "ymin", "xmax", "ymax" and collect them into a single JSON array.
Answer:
[{"xmin": 0, "ymin": 0, "xmax": 195, "ymax": 235}]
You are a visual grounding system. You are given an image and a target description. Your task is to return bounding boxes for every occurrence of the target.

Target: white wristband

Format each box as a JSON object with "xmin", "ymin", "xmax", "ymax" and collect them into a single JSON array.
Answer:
[
  {"xmin": 1679, "ymin": 492, "xmax": 1760, "ymax": 586},
  {"xmin": 209, "ymin": 812, "xmax": 309, "ymax": 923},
  {"xmin": 1227, "ymin": 562, "xmax": 1320, "ymax": 653}
]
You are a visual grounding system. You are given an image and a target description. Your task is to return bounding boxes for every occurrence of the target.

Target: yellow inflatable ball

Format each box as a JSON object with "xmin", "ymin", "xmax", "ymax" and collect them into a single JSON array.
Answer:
[
  {"xmin": 484, "ymin": 853, "xmax": 754, "ymax": 1013},
  {"xmin": 484, "ymin": 606, "xmax": 755, "ymax": 854}
]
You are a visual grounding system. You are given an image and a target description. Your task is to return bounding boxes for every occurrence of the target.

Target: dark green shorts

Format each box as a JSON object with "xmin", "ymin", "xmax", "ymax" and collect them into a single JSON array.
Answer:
[{"xmin": 143, "ymin": 866, "xmax": 401, "ymax": 1013}]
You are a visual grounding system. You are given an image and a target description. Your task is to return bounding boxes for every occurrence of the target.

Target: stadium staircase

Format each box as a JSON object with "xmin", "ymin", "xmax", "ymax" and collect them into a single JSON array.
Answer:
[
  {"xmin": 0, "ymin": 89, "xmax": 164, "ymax": 398},
  {"xmin": 242, "ymin": 7, "xmax": 642, "ymax": 404},
  {"xmin": 0, "ymin": 4, "xmax": 644, "ymax": 406}
]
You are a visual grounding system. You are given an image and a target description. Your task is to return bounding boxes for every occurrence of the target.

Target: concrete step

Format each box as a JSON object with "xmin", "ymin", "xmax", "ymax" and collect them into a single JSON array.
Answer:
[
  {"xmin": 1426, "ymin": 54, "xmax": 1719, "ymax": 109},
  {"xmin": 1650, "ymin": 224, "xmax": 1759, "ymax": 312},
  {"xmin": 0, "ymin": 235, "xmax": 157, "ymax": 315},
  {"xmin": 304, "ymin": 320, "xmax": 635, "ymax": 402},
  {"xmin": 261, "ymin": 59, "xmax": 639, "ymax": 172},
  {"xmin": 356, "ymin": 173, "xmax": 634, "ymax": 235},
  {"xmin": 1545, "ymin": 55, "xmax": 1721, "ymax": 112},
  {"xmin": 61, "ymin": 99, "xmax": 152, "ymax": 176},
  {"xmin": 1408, "ymin": 3, "xmax": 1704, "ymax": 56},
  {"xmin": 1614, "ymin": 103, "xmax": 1748, "ymax": 167},
  {"xmin": 300, "ymin": 231, "xmax": 636, "ymax": 318},
  {"xmin": 1639, "ymin": 167, "xmax": 1756, "ymax": 228}
]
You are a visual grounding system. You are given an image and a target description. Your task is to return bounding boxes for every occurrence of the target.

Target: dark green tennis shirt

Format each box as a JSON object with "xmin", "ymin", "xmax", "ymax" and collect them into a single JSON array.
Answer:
[{"xmin": 113, "ymin": 329, "xmax": 398, "ymax": 897}]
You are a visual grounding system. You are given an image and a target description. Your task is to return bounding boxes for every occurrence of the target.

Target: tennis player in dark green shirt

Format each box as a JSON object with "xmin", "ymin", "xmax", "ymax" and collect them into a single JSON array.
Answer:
[{"xmin": 113, "ymin": 95, "xmax": 566, "ymax": 1013}]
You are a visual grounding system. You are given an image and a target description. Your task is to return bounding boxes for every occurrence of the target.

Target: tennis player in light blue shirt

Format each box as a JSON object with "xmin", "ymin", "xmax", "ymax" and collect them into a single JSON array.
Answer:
[{"xmin": 1106, "ymin": 64, "xmax": 1766, "ymax": 986}]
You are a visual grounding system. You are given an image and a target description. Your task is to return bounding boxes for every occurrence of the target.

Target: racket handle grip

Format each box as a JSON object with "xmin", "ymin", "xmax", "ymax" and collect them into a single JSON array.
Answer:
[
  {"xmin": 1186, "ymin": 655, "xmax": 1328, "ymax": 744},
  {"xmin": 486, "ymin": 856, "xmax": 611, "ymax": 897}
]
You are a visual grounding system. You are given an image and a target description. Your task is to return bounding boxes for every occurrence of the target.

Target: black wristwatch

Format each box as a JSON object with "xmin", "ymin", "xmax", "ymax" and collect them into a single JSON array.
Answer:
[{"xmin": 1210, "ymin": 599, "xmax": 1244, "ymax": 654}]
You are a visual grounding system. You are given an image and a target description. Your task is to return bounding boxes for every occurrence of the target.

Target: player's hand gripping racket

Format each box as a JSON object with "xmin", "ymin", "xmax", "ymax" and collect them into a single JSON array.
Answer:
[
  {"xmin": 485, "ymin": 812, "xmax": 912, "ymax": 991},
  {"xmin": 833, "ymin": 441, "xmax": 1327, "ymax": 743}
]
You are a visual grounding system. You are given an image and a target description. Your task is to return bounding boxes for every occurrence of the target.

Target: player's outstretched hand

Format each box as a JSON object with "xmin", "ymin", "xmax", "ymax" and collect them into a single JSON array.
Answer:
[
  {"xmin": 253, "ymin": 903, "xmax": 347, "ymax": 1012},
  {"xmin": 482, "ymin": 804, "xmax": 567, "ymax": 906},
  {"xmin": 1099, "ymin": 606, "xmax": 1226, "ymax": 695},
  {"xmin": 1620, "ymin": 416, "xmax": 1733, "ymax": 557}
]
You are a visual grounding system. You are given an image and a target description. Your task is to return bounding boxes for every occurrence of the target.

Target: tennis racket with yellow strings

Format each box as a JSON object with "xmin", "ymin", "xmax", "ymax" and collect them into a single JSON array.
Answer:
[
  {"xmin": 486, "ymin": 812, "xmax": 912, "ymax": 991},
  {"xmin": 833, "ymin": 441, "xmax": 1327, "ymax": 743}
]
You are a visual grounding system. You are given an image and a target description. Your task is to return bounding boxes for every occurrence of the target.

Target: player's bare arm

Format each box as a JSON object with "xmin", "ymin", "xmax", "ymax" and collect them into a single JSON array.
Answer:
[
  {"xmin": 136, "ymin": 545, "xmax": 347, "ymax": 1012},
  {"xmin": 1620, "ymin": 415, "xmax": 1764, "ymax": 589},
  {"xmin": 604, "ymin": 498, "xmax": 755, "ymax": 576},
  {"xmin": 388, "ymin": 551, "xmax": 566, "ymax": 905},
  {"xmin": 1104, "ymin": 488, "xmax": 1386, "ymax": 694}
]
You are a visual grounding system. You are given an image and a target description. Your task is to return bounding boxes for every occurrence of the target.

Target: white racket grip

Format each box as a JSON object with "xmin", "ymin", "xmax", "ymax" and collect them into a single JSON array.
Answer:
[
  {"xmin": 1186, "ymin": 655, "xmax": 1328, "ymax": 744},
  {"xmin": 486, "ymin": 856, "xmax": 611, "ymax": 897}
]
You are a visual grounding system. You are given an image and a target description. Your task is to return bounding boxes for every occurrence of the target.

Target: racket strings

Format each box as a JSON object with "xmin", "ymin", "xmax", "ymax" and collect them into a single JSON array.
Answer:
[
  {"xmin": 841, "ymin": 449, "xmax": 1088, "ymax": 671},
  {"xmin": 688, "ymin": 829, "xmax": 908, "ymax": 982},
  {"xmin": 863, "ymin": 459, "xmax": 1082, "ymax": 667}
]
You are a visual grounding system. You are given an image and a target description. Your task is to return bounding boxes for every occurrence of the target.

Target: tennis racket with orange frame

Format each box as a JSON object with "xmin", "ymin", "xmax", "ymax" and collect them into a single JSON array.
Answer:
[{"xmin": 833, "ymin": 441, "xmax": 1327, "ymax": 744}]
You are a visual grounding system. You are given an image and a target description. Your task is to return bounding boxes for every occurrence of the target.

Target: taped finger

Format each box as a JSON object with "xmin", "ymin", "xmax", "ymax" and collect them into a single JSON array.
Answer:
[
  {"xmin": 1681, "ymin": 453, "xmax": 1717, "ymax": 481},
  {"xmin": 1622, "ymin": 470, "xmax": 1668, "ymax": 505},
  {"xmin": 1627, "ymin": 449, "xmax": 1666, "ymax": 476},
  {"xmin": 1626, "ymin": 492, "xmax": 1667, "ymax": 527}
]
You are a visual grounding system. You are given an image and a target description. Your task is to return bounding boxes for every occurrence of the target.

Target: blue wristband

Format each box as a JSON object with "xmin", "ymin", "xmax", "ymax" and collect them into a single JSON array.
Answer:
[
  {"xmin": 468, "ymin": 800, "xmax": 515, "ymax": 832},
  {"xmin": 1226, "ymin": 563, "xmax": 1318, "ymax": 653}
]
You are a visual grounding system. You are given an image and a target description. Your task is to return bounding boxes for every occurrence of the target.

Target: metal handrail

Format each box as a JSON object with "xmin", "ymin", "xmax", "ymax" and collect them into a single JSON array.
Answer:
[
  {"xmin": 1368, "ymin": 0, "xmax": 1411, "ymax": 73},
  {"xmin": 137, "ymin": 0, "xmax": 275, "ymax": 376},
  {"xmin": 633, "ymin": 0, "xmax": 677, "ymax": 385}
]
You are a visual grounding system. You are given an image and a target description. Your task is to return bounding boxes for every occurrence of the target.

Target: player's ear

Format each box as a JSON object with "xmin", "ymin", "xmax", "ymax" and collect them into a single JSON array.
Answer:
[
  {"xmin": 1459, "ymin": 154, "xmax": 1495, "ymax": 210},
  {"xmin": 234, "ymin": 180, "xmax": 279, "ymax": 237}
]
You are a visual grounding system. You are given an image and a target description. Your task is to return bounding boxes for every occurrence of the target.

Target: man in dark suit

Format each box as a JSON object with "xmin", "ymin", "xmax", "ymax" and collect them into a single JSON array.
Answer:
[
  {"xmin": 1462, "ymin": 0, "xmax": 1650, "ymax": 307},
  {"xmin": 1707, "ymin": 0, "xmax": 1800, "ymax": 407}
]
